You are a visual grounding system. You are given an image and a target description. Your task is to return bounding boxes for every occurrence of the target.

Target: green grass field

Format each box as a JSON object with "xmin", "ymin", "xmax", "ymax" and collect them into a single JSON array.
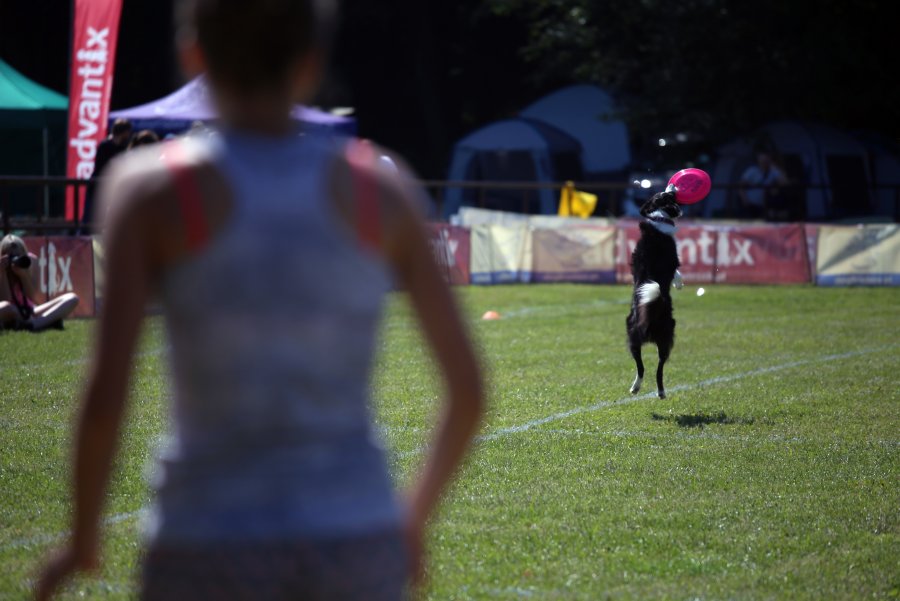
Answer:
[{"xmin": 1, "ymin": 284, "xmax": 898, "ymax": 600}]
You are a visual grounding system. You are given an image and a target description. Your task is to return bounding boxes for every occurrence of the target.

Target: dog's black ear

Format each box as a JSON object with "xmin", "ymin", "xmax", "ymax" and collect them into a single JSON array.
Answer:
[{"xmin": 639, "ymin": 198, "xmax": 656, "ymax": 217}]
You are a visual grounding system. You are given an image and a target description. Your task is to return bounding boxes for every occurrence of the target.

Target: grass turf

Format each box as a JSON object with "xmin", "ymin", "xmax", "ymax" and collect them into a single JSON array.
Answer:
[{"xmin": 1, "ymin": 284, "xmax": 898, "ymax": 599}]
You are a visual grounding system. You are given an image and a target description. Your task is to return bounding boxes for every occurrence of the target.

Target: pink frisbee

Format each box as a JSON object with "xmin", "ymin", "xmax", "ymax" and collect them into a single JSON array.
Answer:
[{"xmin": 668, "ymin": 168, "xmax": 711, "ymax": 204}]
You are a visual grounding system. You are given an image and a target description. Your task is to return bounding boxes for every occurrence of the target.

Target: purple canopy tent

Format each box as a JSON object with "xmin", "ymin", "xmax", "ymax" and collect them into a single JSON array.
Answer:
[{"xmin": 109, "ymin": 76, "xmax": 355, "ymax": 136}]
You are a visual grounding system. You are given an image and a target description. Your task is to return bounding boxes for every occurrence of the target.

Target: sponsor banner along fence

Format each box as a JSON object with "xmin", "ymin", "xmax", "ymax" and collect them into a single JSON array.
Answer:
[
  {"xmin": 21, "ymin": 237, "xmax": 95, "ymax": 317},
  {"xmin": 617, "ymin": 224, "xmax": 718, "ymax": 284},
  {"xmin": 470, "ymin": 224, "xmax": 533, "ymax": 284},
  {"xmin": 816, "ymin": 224, "xmax": 900, "ymax": 286},
  {"xmin": 711, "ymin": 224, "xmax": 811, "ymax": 284},
  {"xmin": 456, "ymin": 207, "xmax": 613, "ymax": 229},
  {"xmin": 805, "ymin": 224, "xmax": 820, "ymax": 279},
  {"xmin": 15, "ymin": 223, "xmax": 897, "ymax": 320},
  {"xmin": 428, "ymin": 224, "xmax": 471, "ymax": 285},
  {"xmin": 615, "ymin": 223, "xmax": 811, "ymax": 284},
  {"xmin": 532, "ymin": 226, "xmax": 616, "ymax": 283}
]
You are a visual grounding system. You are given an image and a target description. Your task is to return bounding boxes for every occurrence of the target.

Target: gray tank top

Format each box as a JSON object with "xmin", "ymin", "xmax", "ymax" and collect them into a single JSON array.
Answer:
[{"xmin": 147, "ymin": 129, "xmax": 400, "ymax": 544}]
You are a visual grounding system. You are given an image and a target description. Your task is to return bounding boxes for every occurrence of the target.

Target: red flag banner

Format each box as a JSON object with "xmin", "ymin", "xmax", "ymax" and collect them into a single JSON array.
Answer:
[{"xmin": 65, "ymin": 0, "xmax": 124, "ymax": 221}]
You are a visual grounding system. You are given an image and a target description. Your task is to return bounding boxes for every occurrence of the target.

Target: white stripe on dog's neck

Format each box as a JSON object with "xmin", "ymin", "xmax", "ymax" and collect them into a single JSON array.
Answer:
[{"xmin": 647, "ymin": 210, "xmax": 677, "ymax": 236}]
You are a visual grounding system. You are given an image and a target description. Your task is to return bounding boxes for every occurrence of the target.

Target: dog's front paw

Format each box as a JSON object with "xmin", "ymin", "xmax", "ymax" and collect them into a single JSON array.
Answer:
[
  {"xmin": 657, "ymin": 389, "xmax": 666, "ymax": 399},
  {"xmin": 673, "ymin": 270, "xmax": 684, "ymax": 290},
  {"xmin": 630, "ymin": 376, "xmax": 643, "ymax": 394}
]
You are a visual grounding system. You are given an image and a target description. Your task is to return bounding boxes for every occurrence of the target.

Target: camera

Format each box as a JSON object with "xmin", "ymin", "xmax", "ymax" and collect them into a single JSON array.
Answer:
[{"xmin": 5, "ymin": 254, "xmax": 31, "ymax": 269}]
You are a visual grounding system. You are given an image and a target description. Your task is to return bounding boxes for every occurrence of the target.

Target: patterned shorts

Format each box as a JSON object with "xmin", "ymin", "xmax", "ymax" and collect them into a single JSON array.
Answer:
[{"xmin": 140, "ymin": 529, "xmax": 408, "ymax": 601}]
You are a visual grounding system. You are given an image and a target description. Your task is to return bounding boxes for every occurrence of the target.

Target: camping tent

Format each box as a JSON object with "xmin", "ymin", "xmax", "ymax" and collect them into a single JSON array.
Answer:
[
  {"xmin": 708, "ymin": 121, "xmax": 897, "ymax": 220},
  {"xmin": 109, "ymin": 76, "xmax": 356, "ymax": 136},
  {"xmin": 443, "ymin": 118, "xmax": 582, "ymax": 217},
  {"xmin": 520, "ymin": 84, "xmax": 631, "ymax": 178},
  {"xmin": 0, "ymin": 58, "xmax": 67, "ymax": 176}
]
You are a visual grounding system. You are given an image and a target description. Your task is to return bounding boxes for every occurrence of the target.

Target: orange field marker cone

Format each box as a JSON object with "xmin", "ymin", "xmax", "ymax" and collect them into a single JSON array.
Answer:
[{"xmin": 481, "ymin": 310, "xmax": 502, "ymax": 321}]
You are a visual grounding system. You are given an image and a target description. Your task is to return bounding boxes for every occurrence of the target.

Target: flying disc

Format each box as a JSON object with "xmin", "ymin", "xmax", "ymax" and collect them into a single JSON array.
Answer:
[{"xmin": 668, "ymin": 168, "xmax": 711, "ymax": 204}]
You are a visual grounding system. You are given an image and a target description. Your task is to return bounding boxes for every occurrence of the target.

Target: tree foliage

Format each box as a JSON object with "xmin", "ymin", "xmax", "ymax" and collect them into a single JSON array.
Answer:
[{"xmin": 485, "ymin": 0, "xmax": 898, "ymax": 150}]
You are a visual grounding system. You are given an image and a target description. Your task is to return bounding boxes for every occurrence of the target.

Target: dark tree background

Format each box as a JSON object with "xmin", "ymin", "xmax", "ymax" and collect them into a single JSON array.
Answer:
[
  {"xmin": 486, "ymin": 0, "xmax": 899, "ymax": 160},
  {"xmin": 1, "ymin": 0, "xmax": 897, "ymax": 177}
]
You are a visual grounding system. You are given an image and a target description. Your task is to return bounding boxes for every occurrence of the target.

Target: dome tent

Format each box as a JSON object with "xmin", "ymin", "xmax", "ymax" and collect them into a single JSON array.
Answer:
[
  {"xmin": 520, "ymin": 84, "xmax": 631, "ymax": 177},
  {"xmin": 443, "ymin": 118, "xmax": 582, "ymax": 217},
  {"xmin": 708, "ymin": 121, "xmax": 897, "ymax": 220}
]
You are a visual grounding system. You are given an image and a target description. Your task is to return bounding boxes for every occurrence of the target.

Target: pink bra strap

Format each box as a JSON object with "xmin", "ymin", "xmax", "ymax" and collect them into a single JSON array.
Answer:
[
  {"xmin": 163, "ymin": 141, "xmax": 210, "ymax": 252},
  {"xmin": 345, "ymin": 140, "xmax": 381, "ymax": 252}
]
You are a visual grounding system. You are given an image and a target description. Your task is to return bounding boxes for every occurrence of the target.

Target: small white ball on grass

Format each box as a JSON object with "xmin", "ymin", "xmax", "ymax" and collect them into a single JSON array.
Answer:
[{"xmin": 696, "ymin": 287, "xmax": 706, "ymax": 297}]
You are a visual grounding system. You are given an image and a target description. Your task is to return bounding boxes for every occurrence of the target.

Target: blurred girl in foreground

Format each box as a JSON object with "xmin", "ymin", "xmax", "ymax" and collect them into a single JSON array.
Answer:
[{"xmin": 35, "ymin": 0, "xmax": 484, "ymax": 599}]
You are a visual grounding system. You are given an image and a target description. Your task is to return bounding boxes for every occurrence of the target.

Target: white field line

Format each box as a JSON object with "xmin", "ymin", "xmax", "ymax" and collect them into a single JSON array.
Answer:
[
  {"xmin": 4, "ymin": 344, "xmax": 893, "ymax": 553},
  {"xmin": 520, "ymin": 428, "xmax": 899, "ymax": 447},
  {"xmin": 395, "ymin": 344, "xmax": 896, "ymax": 458}
]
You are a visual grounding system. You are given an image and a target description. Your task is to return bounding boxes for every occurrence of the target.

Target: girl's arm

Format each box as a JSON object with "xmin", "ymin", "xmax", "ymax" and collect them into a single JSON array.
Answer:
[
  {"xmin": 35, "ymin": 167, "xmax": 157, "ymax": 600},
  {"xmin": 388, "ymin": 203, "xmax": 484, "ymax": 521},
  {"xmin": 375, "ymin": 163, "xmax": 485, "ymax": 584}
]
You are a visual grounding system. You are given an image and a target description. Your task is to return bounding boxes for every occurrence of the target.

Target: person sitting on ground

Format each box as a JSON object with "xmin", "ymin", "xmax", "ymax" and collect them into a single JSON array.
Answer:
[{"xmin": 0, "ymin": 235, "xmax": 79, "ymax": 332}]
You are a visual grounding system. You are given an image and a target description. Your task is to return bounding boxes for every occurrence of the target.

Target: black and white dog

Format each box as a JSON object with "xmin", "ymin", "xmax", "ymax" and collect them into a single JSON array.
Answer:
[{"xmin": 626, "ymin": 185, "xmax": 684, "ymax": 399}]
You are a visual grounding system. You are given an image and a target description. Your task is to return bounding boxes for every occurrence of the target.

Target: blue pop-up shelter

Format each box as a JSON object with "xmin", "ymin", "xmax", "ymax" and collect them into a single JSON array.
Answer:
[
  {"xmin": 521, "ymin": 84, "xmax": 631, "ymax": 178},
  {"xmin": 443, "ymin": 118, "xmax": 582, "ymax": 217}
]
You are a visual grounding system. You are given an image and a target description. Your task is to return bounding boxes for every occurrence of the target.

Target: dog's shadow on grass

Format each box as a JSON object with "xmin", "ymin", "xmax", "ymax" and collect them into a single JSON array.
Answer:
[{"xmin": 651, "ymin": 411, "xmax": 755, "ymax": 428}]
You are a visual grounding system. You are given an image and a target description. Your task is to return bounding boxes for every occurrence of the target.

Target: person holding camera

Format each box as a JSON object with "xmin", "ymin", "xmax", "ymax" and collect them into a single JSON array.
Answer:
[{"xmin": 0, "ymin": 235, "xmax": 79, "ymax": 332}]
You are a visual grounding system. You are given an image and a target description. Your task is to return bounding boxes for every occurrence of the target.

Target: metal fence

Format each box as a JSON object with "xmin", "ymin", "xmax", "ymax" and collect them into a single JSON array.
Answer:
[
  {"xmin": 2, "ymin": 175, "xmax": 898, "ymax": 234},
  {"xmin": 0, "ymin": 176, "xmax": 90, "ymax": 234}
]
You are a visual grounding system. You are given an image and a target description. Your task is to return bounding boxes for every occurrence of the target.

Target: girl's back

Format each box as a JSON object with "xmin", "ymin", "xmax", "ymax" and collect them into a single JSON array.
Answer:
[{"xmin": 152, "ymin": 131, "xmax": 400, "ymax": 544}]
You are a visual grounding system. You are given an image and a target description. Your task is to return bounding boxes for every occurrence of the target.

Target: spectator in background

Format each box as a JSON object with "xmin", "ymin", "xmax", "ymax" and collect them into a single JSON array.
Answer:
[
  {"xmin": 738, "ymin": 149, "xmax": 788, "ymax": 219},
  {"xmin": 128, "ymin": 130, "xmax": 160, "ymax": 150},
  {"xmin": 0, "ymin": 235, "xmax": 78, "ymax": 332},
  {"xmin": 82, "ymin": 119, "xmax": 133, "ymax": 233}
]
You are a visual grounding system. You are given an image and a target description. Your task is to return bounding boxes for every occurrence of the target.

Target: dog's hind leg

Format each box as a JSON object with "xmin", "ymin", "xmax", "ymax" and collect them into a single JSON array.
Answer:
[
  {"xmin": 629, "ymin": 343, "xmax": 644, "ymax": 394},
  {"xmin": 656, "ymin": 343, "xmax": 671, "ymax": 399}
]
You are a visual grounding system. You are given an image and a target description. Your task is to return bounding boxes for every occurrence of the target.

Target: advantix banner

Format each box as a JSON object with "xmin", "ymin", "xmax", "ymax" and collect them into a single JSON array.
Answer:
[
  {"xmin": 65, "ymin": 0, "xmax": 124, "ymax": 221},
  {"xmin": 21, "ymin": 237, "xmax": 96, "ymax": 317},
  {"xmin": 17, "ymin": 223, "xmax": 897, "ymax": 319},
  {"xmin": 615, "ymin": 222, "xmax": 811, "ymax": 284}
]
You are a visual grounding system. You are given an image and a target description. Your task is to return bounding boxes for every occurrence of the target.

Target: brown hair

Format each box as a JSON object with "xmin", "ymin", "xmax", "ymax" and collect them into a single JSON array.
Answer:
[
  {"xmin": 1, "ymin": 234, "xmax": 26, "ymax": 258},
  {"xmin": 128, "ymin": 130, "xmax": 160, "ymax": 150},
  {"xmin": 177, "ymin": 0, "xmax": 335, "ymax": 91},
  {"xmin": 111, "ymin": 118, "xmax": 133, "ymax": 136}
]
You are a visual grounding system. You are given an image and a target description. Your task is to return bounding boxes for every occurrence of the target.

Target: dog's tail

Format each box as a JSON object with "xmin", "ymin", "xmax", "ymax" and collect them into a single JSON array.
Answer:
[{"xmin": 636, "ymin": 281, "xmax": 661, "ymax": 306}]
